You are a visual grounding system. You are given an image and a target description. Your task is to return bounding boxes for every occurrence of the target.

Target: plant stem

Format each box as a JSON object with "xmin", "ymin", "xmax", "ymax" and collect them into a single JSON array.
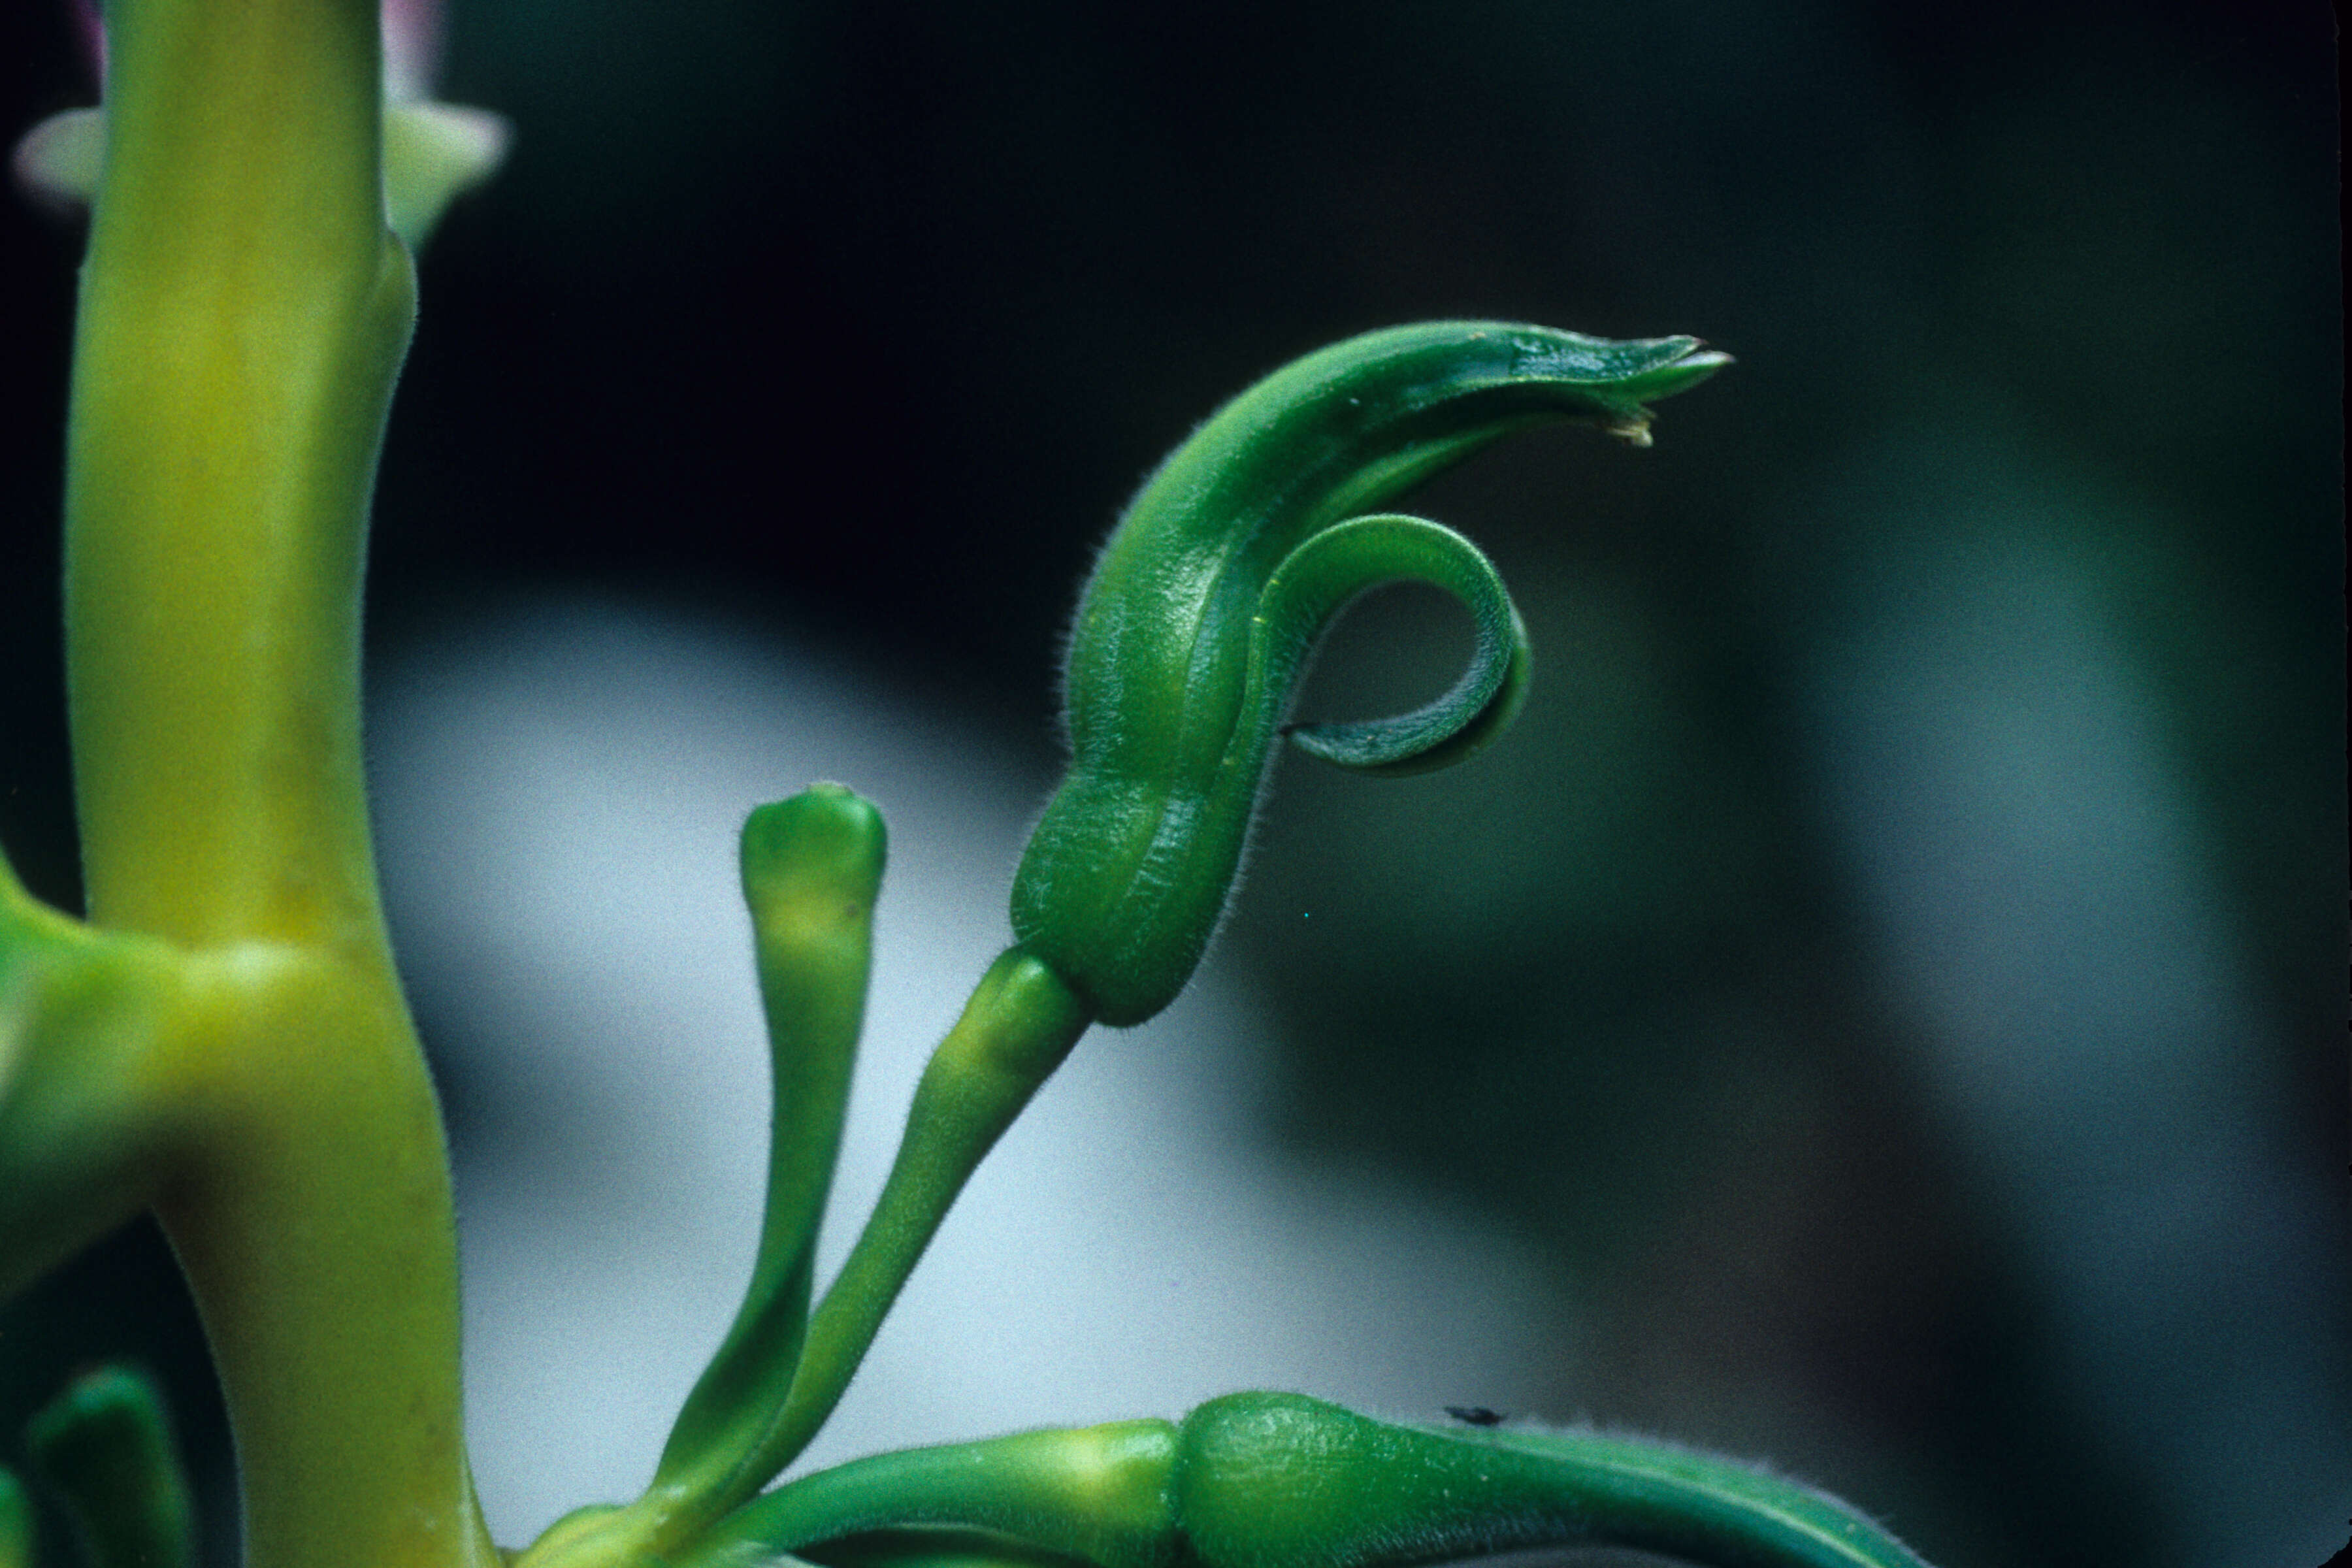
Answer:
[
  {"xmin": 652, "ymin": 790, "xmax": 886, "ymax": 1524},
  {"xmin": 67, "ymin": 0, "xmax": 406, "ymax": 953},
  {"xmin": 529, "ymin": 950, "xmax": 1092, "ymax": 1567},
  {"xmin": 60, "ymin": 0, "xmax": 493, "ymax": 1561},
  {"xmin": 749, "ymin": 949, "xmax": 1090, "ymax": 1497}
]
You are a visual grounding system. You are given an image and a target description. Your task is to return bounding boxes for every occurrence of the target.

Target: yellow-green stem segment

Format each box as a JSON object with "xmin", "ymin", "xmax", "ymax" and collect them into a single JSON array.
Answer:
[
  {"xmin": 58, "ymin": 0, "xmax": 493, "ymax": 1563},
  {"xmin": 67, "ymin": 0, "xmax": 410, "ymax": 951}
]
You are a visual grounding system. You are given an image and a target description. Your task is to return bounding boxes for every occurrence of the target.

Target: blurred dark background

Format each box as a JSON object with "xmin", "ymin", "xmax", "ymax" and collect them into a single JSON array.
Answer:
[{"xmin": 1, "ymin": 2, "xmax": 2342, "ymax": 1565}]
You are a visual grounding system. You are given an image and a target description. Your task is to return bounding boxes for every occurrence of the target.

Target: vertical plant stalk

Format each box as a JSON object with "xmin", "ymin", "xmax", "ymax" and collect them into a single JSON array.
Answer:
[
  {"xmin": 60, "ymin": 0, "xmax": 493, "ymax": 1562},
  {"xmin": 68, "ymin": 0, "xmax": 402, "ymax": 945},
  {"xmin": 645, "ymin": 789, "xmax": 888, "ymax": 1541}
]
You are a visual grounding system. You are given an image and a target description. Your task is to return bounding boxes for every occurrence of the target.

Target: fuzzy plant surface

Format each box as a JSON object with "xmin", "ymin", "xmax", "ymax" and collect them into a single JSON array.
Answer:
[{"xmin": 0, "ymin": 2, "xmax": 1937, "ymax": 1567}]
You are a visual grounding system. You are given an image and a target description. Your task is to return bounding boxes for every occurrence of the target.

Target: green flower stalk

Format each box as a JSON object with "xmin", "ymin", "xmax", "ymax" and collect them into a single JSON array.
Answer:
[
  {"xmin": 683, "ymin": 1393, "xmax": 1928, "ymax": 1568},
  {"xmin": 3, "ymin": 0, "xmax": 1942, "ymax": 1564},
  {"xmin": 5, "ymin": 0, "xmax": 503, "ymax": 1561}
]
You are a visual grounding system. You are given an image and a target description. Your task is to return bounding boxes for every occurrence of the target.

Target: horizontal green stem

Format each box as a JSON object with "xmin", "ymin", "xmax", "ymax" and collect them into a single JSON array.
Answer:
[
  {"xmin": 690, "ymin": 1421, "xmax": 1177, "ymax": 1568},
  {"xmin": 692, "ymin": 1394, "xmax": 1931, "ymax": 1568}
]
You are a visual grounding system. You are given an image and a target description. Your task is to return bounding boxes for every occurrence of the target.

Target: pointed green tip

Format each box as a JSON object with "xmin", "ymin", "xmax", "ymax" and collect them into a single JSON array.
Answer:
[
  {"xmin": 1593, "ymin": 341, "xmax": 1731, "ymax": 446},
  {"xmin": 1624, "ymin": 343, "xmax": 1734, "ymax": 400}
]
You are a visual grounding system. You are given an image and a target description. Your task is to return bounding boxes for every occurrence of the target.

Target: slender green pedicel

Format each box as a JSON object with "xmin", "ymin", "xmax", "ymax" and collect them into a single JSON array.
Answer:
[
  {"xmin": 690, "ymin": 1419, "xmax": 1179, "ymax": 1568},
  {"xmin": 1010, "ymin": 321, "xmax": 1726, "ymax": 1026},
  {"xmin": 523, "ymin": 941, "xmax": 1094, "ymax": 1568},
  {"xmin": 651, "ymin": 787, "xmax": 888, "ymax": 1538}
]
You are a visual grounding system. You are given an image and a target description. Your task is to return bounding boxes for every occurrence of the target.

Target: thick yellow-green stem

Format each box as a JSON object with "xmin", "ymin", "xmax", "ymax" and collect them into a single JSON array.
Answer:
[
  {"xmin": 59, "ymin": 0, "xmax": 493, "ymax": 1562},
  {"xmin": 67, "ymin": 0, "xmax": 406, "ymax": 949}
]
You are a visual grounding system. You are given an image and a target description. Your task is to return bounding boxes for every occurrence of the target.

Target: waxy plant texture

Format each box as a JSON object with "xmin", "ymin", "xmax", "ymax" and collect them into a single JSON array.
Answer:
[{"xmin": 1, "ymin": 2, "xmax": 1938, "ymax": 1567}]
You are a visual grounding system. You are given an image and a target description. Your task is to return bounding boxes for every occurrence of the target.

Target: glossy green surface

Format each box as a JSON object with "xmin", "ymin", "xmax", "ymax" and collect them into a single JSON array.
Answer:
[{"xmin": 1175, "ymin": 1394, "xmax": 1931, "ymax": 1568}]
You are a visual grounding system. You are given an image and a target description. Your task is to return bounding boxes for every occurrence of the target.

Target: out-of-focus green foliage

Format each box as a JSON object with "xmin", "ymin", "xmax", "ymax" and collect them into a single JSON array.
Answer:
[{"xmin": 25, "ymin": 1365, "xmax": 197, "ymax": 1568}]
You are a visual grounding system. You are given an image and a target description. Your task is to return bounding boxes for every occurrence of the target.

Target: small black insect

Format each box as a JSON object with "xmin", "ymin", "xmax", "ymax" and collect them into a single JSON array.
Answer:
[{"xmin": 1445, "ymin": 1405, "xmax": 1507, "ymax": 1427}]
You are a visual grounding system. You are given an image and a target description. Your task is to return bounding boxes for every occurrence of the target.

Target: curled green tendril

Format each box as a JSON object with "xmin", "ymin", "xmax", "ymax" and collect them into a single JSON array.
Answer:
[
  {"xmin": 1265, "ymin": 512, "xmax": 1527, "ymax": 774},
  {"xmin": 1011, "ymin": 320, "xmax": 1727, "ymax": 1025}
]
